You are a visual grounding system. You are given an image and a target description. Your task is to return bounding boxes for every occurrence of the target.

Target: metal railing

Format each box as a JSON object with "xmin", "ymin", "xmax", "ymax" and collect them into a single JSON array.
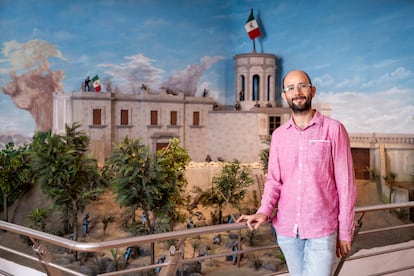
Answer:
[{"xmin": 1, "ymin": 201, "xmax": 414, "ymax": 276}]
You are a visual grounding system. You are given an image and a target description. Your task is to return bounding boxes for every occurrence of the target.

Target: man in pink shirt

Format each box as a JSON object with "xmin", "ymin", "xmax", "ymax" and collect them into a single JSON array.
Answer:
[{"xmin": 237, "ymin": 70, "xmax": 356, "ymax": 276}]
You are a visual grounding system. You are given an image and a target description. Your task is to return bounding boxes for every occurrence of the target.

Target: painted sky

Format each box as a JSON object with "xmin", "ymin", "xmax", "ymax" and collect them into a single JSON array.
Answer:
[{"xmin": 0, "ymin": 0, "xmax": 413, "ymax": 136}]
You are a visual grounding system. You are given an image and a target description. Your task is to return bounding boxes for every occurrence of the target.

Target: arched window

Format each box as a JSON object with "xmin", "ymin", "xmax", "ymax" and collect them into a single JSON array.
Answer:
[
  {"xmin": 239, "ymin": 75, "xmax": 245, "ymax": 101},
  {"xmin": 253, "ymin": 75, "xmax": 260, "ymax": 101}
]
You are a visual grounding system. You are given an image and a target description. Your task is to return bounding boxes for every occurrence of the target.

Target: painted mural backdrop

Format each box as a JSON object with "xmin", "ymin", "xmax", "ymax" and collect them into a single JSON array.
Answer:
[{"xmin": 0, "ymin": 0, "xmax": 413, "ymax": 137}]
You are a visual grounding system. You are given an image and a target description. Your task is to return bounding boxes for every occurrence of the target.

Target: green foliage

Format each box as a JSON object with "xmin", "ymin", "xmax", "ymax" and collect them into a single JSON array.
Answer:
[
  {"xmin": 105, "ymin": 137, "xmax": 190, "ymax": 265},
  {"xmin": 27, "ymin": 207, "xmax": 49, "ymax": 231},
  {"xmin": 0, "ymin": 142, "xmax": 32, "ymax": 221},
  {"xmin": 105, "ymin": 137, "xmax": 190, "ymax": 234},
  {"xmin": 105, "ymin": 137, "xmax": 164, "ymax": 231},
  {"xmin": 212, "ymin": 160, "xmax": 253, "ymax": 211},
  {"xmin": 110, "ymin": 248, "xmax": 121, "ymax": 270},
  {"xmin": 156, "ymin": 138, "xmax": 191, "ymax": 228},
  {"xmin": 29, "ymin": 123, "xmax": 105, "ymax": 241},
  {"xmin": 259, "ymin": 137, "xmax": 271, "ymax": 173},
  {"xmin": 197, "ymin": 160, "xmax": 253, "ymax": 223}
]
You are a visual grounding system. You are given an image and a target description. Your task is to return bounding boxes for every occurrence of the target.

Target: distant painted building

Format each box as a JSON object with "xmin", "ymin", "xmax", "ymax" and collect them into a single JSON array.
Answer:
[{"xmin": 53, "ymin": 53, "xmax": 304, "ymax": 165}]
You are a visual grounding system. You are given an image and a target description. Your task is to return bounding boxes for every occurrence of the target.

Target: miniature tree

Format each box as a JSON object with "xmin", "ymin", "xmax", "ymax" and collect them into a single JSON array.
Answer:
[
  {"xmin": 197, "ymin": 160, "xmax": 253, "ymax": 223},
  {"xmin": 156, "ymin": 137, "xmax": 191, "ymax": 229},
  {"xmin": 0, "ymin": 142, "xmax": 32, "ymax": 221},
  {"xmin": 105, "ymin": 136, "xmax": 189, "ymax": 265},
  {"xmin": 29, "ymin": 123, "xmax": 106, "ymax": 250}
]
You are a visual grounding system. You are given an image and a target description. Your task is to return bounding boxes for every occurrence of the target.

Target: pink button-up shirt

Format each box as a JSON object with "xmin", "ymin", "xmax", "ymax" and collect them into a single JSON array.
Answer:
[{"xmin": 257, "ymin": 111, "xmax": 356, "ymax": 241}]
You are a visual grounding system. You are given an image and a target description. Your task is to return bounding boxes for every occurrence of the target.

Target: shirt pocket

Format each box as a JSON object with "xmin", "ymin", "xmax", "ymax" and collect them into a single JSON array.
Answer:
[{"xmin": 308, "ymin": 140, "xmax": 331, "ymax": 163}]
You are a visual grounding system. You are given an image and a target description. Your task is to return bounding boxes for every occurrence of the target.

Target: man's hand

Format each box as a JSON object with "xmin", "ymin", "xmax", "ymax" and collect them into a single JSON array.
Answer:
[
  {"xmin": 336, "ymin": 240, "xmax": 352, "ymax": 257},
  {"xmin": 236, "ymin": 213, "xmax": 267, "ymax": 231}
]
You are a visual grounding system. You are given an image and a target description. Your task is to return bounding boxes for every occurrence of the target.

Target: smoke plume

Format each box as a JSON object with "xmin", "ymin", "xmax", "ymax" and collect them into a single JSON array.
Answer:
[
  {"xmin": 161, "ymin": 56, "xmax": 224, "ymax": 96},
  {"xmin": 1, "ymin": 40, "xmax": 65, "ymax": 132}
]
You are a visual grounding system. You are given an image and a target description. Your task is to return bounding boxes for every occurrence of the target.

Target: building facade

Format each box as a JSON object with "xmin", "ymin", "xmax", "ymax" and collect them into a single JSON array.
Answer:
[
  {"xmin": 52, "ymin": 52, "xmax": 413, "ymax": 183},
  {"xmin": 53, "ymin": 53, "xmax": 295, "ymax": 164}
]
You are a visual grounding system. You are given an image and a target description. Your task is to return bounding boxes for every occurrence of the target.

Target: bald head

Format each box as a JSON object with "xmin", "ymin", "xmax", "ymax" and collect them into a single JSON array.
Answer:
[{"xmin": 283, "ymin": 70, "xmax": 312, "ymax": 90}]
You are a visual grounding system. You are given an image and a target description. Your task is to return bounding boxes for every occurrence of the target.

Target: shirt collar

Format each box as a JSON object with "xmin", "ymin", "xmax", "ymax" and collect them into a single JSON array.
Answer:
[{"xmin": 285, "ymin": 109, "xmax": 321, "ymax": 129}]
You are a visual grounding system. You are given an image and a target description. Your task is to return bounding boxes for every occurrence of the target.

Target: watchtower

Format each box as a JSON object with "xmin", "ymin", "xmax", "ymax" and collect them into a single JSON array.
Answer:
[{"xmin": 233, "ymin": 53, "xmax": 278, "ymax": 109}]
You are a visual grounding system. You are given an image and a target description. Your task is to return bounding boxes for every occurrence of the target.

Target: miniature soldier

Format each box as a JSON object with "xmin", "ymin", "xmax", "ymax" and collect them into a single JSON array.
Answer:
[
  {"xmin": 213, "ymin": 234, "xmax": 221, "ymax": 245},
  {"xmin": 205, "ymin": 155, "xmax": 212, "ymax": 162},
  {"xmin": 187, "ymin": 218, "xmax": 194, "ymax": 229},
  {"xmin": 82, "ymin": 213, "xmax": 90, "ymax": 236},
  {"xmin": 227, "ymin": 214, "xmax": 234, "ymax": 224},
  {"xmin": 124, "ymin": 247, "xmax": 133, "ymax": 263},
  {"xmin": 155, "ymin": 255, "xmax": 166, "ymax": 273},
  {"xmin": 239, "ymin": 90, "xmax": 245, "ymax": 101},
  {"xmin": 203, "ymin": 88, "xmax": 209, "ymax": 97},
  {"xmin": 232, "ymin": 240, "xmax": 239, "ymax": 265},
  {"xmin": 234, "ymin": 101, "xmax": 241, "ymax": 110},
  {"xmin": 84, "ymin": 76, "xmax": 91, "ymax": 92}
]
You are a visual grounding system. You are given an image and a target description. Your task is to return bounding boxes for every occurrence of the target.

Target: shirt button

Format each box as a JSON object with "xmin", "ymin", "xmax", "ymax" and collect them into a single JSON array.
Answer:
[
  {"xmin": 300, "ymin": 147, "xmax": 303, "ymax": 150},
  {"xmin": 299, "ymin": 163, "xmax": 302, "ymax": 167},
  {"xmin": 297, "ymin": 213, "xmax": 300, "ymax": 216},
  {"xmin": 297, "ymin": 196, "xmax": 300, "ymax": 200},
  {"xmin": 298, "ymin": 180, "xmax": 301, "ymax": 183}
]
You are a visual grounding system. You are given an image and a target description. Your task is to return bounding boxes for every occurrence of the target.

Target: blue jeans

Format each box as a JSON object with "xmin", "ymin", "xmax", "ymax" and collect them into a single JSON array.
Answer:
[{"xmin": 276, "ymin": 231, "xmax": 337, "ymax": 276}]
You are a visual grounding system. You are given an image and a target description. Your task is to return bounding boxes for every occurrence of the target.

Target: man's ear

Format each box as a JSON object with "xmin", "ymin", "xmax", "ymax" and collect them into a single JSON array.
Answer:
[{"xmin": 311, "ymin": 86, "xmax": 316, "ymax": 97}]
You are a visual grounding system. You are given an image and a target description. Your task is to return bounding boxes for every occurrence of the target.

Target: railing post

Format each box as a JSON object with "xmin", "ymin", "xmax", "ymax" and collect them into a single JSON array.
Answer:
[
  {"xmin": 31, "ymin": 240, "xmax": 64, "ymax": 276},
  {"xmin": 159, "ymin": 238, "xmax": 184, "ymax": 276}
]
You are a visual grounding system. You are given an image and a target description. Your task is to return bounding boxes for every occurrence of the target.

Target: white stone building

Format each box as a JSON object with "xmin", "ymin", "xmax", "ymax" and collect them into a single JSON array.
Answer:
[
  {"xmin": 52, "ymin": 52, "xmax": 413, "ymax": 183},
  {"xmin": 53, "ymin": 53, "xmax": 300, "ymax": 165}
]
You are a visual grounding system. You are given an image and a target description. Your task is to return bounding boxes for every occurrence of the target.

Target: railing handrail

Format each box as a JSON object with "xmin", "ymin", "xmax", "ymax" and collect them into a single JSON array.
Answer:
[
  {"xmin": 2, "ymin": 202, "xmax": 414, "ymax": 252},
  {"xmin": 0, "ymin": 219, "xmax": 248, "ymax": 252},
  {"xmin": 355, "ymin": 202, "xmax": 414, "ymax": 213},
  {"xmin": 1, "ymin": 201, "xmax": 414, "ymax": 275}
]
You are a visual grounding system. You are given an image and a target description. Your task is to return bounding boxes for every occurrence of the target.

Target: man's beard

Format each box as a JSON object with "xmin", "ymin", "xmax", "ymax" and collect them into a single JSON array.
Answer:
[{"xmin": 287, "ymin": 95, "xmax": 312, "ymax": 114}]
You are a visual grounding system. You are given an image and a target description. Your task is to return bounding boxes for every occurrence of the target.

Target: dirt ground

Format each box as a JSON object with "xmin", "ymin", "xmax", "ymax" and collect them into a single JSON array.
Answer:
[{"xmin": 1, "ymin": 179, "xmax": 413, "ymax": 275}]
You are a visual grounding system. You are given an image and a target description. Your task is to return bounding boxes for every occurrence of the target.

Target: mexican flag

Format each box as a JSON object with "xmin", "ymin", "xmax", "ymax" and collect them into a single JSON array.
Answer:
[
  {"xmin": 92, "ymin": 75, "xmax": 101, "ymax": 92},
  {"xmin": 245, "ymin": 9, "xmax": 261, "ymax": 40}
]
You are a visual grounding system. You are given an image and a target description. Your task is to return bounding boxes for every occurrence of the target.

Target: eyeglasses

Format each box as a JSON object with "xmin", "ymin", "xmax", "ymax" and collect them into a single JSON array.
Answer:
[{"xmin": 283, "ymin": 83, "xmax": 312, "ymax": 93}]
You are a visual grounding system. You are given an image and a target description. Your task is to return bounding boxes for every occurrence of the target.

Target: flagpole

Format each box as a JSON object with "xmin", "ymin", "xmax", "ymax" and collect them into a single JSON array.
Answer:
[{"xmin": 253, "ymin": 39, "xmax": 256, "ymax": 53}]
